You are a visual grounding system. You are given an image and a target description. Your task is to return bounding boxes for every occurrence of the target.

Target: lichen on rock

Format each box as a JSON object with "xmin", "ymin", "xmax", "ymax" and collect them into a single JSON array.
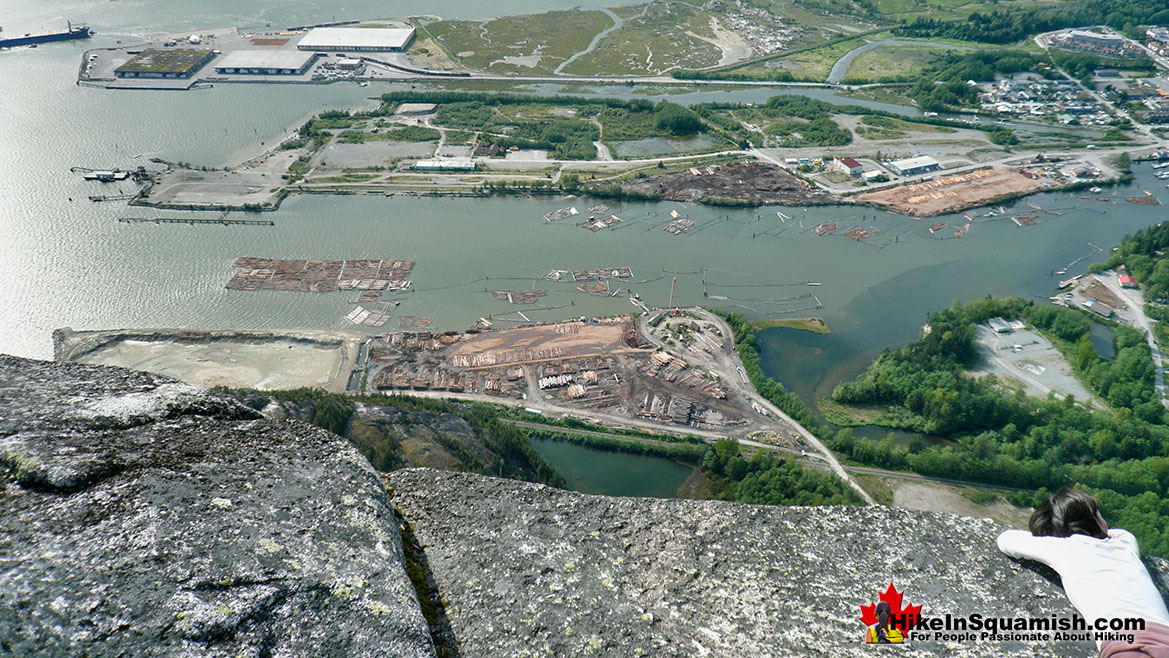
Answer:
[
  {"xmin": 0, "ymin": 356, "xmax": 435, "ymax": 658},
  {"xmin": 386, "ymin": 468, "xmax": 1169, "ymax": 658}
]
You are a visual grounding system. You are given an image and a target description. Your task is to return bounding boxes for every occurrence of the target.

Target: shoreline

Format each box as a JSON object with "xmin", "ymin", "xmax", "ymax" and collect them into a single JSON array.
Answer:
[{"xmin": 127, "ymin": 168, "xmax": 1132, "ymax": 219}]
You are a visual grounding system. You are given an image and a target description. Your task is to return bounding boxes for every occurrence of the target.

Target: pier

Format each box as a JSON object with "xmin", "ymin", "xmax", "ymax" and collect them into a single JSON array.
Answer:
[
  {"xmin": 119, "ymin": 216, "xmax": 275, "ymax": 226},
  {"xmin": 90, "ymin": 195, "xmax": 138, "ymax": 202}
]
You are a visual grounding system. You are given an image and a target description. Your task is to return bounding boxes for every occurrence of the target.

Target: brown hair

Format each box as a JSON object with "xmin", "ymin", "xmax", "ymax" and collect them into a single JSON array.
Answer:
[{"xmin": 1029, "ymin": 489, "xmax": 1108, "ymax": 539}]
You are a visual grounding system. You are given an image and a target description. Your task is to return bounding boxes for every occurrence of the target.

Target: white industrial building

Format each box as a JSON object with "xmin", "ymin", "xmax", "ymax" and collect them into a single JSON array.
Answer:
[
  {"xmin": 1065, "ymin": 30, "xmax": 1125, "ymax": 48},
  {"xmin": 988, "ymin": 317, "xmax": 1013, "ymax": 334},
  {"xmin": 214, "ymin": 50, "xmax": 320, "ymax": 75},
  {"xmin": 414, "ymin": 159, "xmax": 475, "ymax": 171},
  {"xmin": 888, "ymin": 155, "xmax": 941, "ymax": 176},
  {"xmin": 297, "ymin": 26, "xmax": 416, "ymax": 52},
  {"xmin": 834, "ymin": 157, "xmax": 864, "ymax": 177}
]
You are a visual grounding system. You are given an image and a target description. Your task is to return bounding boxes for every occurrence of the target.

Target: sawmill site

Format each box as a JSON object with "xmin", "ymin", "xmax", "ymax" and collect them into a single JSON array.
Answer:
[
  {"xmin": 856, "ymin": 166, "xmax": 1059, "ymax": 217},
  {"xmin": 365, "ymin": 316, "xmax": 771, "ymax": 434}
]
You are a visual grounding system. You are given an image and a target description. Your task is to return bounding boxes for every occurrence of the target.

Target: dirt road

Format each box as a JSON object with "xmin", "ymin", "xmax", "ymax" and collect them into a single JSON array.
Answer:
[{"xmin": 637, "ymin": 308, "xmax": 875, "ymax": 504}]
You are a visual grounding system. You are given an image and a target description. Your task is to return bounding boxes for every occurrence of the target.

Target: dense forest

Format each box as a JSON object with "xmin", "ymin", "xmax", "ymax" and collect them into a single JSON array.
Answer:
[
  {"xmin": 698, "ymin": 438, "xmax": 861, "ymax": 505},
  {"xmin": 894, "ymin": 0, "xmax": 1169, "ymax": 44},
  {"xmin": 828, "ymin": 298, "xmax": 1169, "ymax": 557}
]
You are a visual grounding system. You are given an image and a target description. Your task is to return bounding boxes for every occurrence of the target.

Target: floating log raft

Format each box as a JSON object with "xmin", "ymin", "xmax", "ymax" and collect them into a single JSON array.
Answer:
[
  {"xmin": 227, "ymin": 258, "xmax": 414, "ymax": 293},
  {"xmin": 572, "ymin": 267, "xmax": 633, "ymax": 281},
  {"xmin": 491, "ymin": 290, "xmax": 548, "ymax": 304},
  {"xmin": 119, "ymin": 216, "xmax": 274, "ymax": 226},
  {"xmin": 544, "ymin": 206, "xmax": 579, "ymax": 222}
]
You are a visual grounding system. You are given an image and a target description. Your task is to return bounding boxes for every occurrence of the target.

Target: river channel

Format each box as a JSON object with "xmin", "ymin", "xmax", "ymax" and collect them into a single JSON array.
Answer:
[{"xmin": 530, "ymin": 437, "xmax": 696, "ymax": 497}]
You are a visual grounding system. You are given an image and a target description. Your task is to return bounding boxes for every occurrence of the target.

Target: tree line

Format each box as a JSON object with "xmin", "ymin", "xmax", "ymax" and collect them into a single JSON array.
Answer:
[
  {"xmin": 894, "ymin": 0, "xmax": 1169, "ymax": 44},
  {"xmin": 828, "ymin": 297, "xmax": 1169, "ymax": 557}
]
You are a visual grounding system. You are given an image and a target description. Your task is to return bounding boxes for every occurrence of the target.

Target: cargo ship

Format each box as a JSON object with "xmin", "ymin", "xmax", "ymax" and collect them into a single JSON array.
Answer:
[{"xmin": 0, "ymin": 22, "xmax": 92, "ymax": 49}]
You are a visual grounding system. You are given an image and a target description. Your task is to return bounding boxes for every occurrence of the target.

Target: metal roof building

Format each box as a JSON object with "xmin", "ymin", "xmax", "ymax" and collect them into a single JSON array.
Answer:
[
  {"xmin": 115, "ymin": 48, "xmax": 215, "ymax": 78},
  {"xmin": 835, "ymin": 157, "xmax": 864, "ymax": 176},
  {"xmin": 214, "ymin": 50, "xmax": 319, "ymax": 75},
  {"xmin": 414, "ymin": 159, "xmax": 475, "ymax": 171},
  {"xmin": 988, "ymin": 317, "xmax": 1013, "ymax": 334},
  {"xmin": 297, "ymin": 27, "xmax": 415, "ymax": 52},
  {"xmin": 888, "ymin": 155, "xmax": 941, "ymax": 176}
]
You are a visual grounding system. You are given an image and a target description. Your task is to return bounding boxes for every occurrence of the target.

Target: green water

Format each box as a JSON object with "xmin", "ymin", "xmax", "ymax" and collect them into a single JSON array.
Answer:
[
  {"xmin": 4, "ymin": 0, "xmax": 1169, "ymax": 498},
  {"xmin": 530, "ymin": 438, "xmax": 696, "ymax": 498}
]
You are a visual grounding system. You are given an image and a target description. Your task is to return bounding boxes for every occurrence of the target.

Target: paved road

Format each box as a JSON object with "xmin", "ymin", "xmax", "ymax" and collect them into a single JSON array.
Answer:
[
  {"xmin": 1097, "ymin": 273, "xmax": 1169, "ymax": 405},
  {"xmin": 1034, "ymin": 32, "xmax": 1157, "ymax": 142}
]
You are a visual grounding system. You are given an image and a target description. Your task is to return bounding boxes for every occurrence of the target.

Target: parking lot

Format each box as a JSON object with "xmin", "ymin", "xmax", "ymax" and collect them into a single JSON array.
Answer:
[{"xmin": 970, "ymin": 324, "xmax": 1102, "ymax": 407}]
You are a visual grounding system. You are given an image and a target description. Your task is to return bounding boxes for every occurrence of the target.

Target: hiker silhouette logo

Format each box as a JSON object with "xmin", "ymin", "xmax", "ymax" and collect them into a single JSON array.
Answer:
[{"xmin": 860, "ymin": 582, "xmax": 922, "ymax": 644}]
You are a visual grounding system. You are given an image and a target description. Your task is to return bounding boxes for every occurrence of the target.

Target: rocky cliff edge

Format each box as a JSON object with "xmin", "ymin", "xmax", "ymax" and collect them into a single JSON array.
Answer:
[
  {"xmin": 0, "ymin": 355, "xmax": 434, "ymax": 657},
  {"xmin": 5, "ymin": 354, "xmax": 1169, "ymax": 658},
  {"xmin": 387, "ymin": 468, "xmax": 1169, "ymax": 658}
]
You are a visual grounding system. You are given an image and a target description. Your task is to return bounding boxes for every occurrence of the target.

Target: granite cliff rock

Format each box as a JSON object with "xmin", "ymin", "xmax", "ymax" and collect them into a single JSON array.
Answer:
[
  {"xmin": 5, "ymin": 355, "xmax": 1169, "ymax": 658},
  {"xmin": 0, "ymin": 356, "xmax": 434, "ymax": 657},
  {"xmin": 387, "ymin": 468, "xmax": 1169, "ymax": 658}
]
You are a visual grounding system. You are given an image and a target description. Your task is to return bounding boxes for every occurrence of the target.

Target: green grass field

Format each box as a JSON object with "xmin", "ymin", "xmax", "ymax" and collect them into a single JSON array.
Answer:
[
  {"xmin": 732, "ymin": 37, "xmax": 865, "ymax": 81},
  {"xmin": 424, "ymin": 10, "xmax": 613, "ymax": 75},
  {"xmin": 841, "ymin": 43, "xmax": 953, "ymax": 83},
  {"xmin": 563, "ymin": 2, "xmax": 723, "ymax": 75},
  {"xmin": 418, "ymin": 0, "xmax": 1070, "ymax": 79}
]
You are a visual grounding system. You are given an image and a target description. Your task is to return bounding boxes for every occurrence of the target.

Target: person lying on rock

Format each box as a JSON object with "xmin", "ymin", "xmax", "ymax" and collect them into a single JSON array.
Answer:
[{"xmin": 997, "ymin": 488, "xmax": 1169, "ymax": 658}]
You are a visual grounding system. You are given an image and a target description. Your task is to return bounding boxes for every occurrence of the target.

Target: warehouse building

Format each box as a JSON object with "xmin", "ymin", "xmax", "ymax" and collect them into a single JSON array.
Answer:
[
  {"xmin": 988, "ymin": 317, "xmax": 1013, "ymax": 334},
  {"xmin": 213, "ymin": 50, "xmax": 320, "ymax": 75},
  {"xmin": 297, "ymin": 26, "xmax": 415, "ymax": 52},
  {"xmin": 888, "ymin": 155, "xmax": 941, "ymax": 177},
  {"xmin": 414, "ymin": 159, "xmax": 475, "ymax": 171},
  {"xmin": 115, "ymin": 48, "xmax": 215, "ymax": 78},
  {"xmin": 835, "ymin": 157, "xmax": 864, "ymax": 177}
]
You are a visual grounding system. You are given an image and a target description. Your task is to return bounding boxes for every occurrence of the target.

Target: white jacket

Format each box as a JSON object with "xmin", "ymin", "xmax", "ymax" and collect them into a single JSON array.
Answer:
[{"xmin": 997, "ymin": 528, "xmax": 1169, "ymax": 629}]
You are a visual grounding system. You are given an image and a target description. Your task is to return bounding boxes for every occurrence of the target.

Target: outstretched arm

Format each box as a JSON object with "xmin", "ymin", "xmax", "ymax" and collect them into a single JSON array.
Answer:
[{"xmin": 996, "ymin": 530, "xmax": 1067, "ymax": 567}]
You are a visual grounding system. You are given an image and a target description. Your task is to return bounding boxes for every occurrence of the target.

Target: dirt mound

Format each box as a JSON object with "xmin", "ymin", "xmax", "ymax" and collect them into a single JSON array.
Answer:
[{"xmin": 621, "ymin": 162, "xmax": 835, "ymax": 205}]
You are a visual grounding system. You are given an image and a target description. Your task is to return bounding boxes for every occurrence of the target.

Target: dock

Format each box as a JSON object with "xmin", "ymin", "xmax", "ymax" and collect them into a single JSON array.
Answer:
[
  {"xmin": 119, "ymin": 216, "xmax": 274, "ymax": 226},
  {"xmin": 543, "ymin": 206, "xmax": 579, "ymax": 223}
]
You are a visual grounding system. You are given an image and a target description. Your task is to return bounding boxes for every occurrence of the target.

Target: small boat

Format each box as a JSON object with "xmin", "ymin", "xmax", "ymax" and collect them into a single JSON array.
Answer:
[
  {"xmin": 1089, "ymin": 186, "xmax": 1102, "ymax": 193},
  {"xmin": 83, "ymin": 170, "xmax": 130, "ymax": 182}
]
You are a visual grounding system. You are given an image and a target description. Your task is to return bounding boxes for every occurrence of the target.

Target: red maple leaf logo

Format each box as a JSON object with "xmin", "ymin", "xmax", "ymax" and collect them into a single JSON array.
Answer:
[{"xmin": 859, "ymin": 582, "xmax": 922, "ymax": 631}]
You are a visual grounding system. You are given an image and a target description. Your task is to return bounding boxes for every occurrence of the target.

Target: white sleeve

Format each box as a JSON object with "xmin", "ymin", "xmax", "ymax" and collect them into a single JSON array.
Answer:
[
  {"xmin": 1108, "ymin": 529, "xmax": 1139, "ymax": 552},
  {"xmin": 996, "ymin": 530, "xmax": 1067, "ymax": 566}
]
